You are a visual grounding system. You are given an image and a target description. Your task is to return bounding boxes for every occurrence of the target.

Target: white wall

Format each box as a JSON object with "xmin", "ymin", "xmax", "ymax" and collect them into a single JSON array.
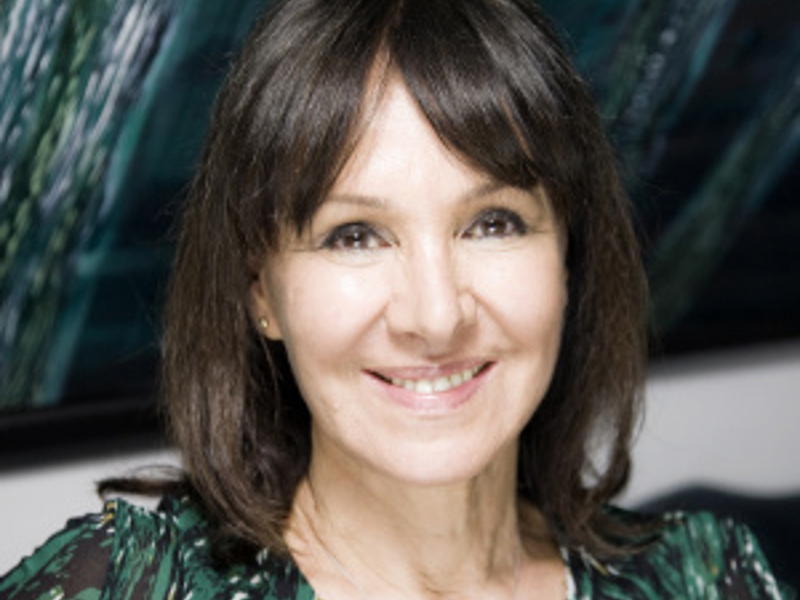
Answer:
[
  {"xmin": 1, "ymin": 341, "xmax": 799, "ymax": 574},
  {"xmin": 620, "ymin": 340, "xmax": 800, "ymax": 504}
]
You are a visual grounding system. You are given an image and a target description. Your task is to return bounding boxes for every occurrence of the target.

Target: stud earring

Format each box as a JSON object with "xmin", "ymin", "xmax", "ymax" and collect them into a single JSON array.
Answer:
[{"xmin": 258, "ymin": 317, "xmax": 269, "ymax": 332}]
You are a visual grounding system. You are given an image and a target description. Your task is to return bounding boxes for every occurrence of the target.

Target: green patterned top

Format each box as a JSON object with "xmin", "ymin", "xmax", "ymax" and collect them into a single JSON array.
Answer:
[{"xmin": 0, "ymin": 496, "xmax": 793, "ymax": 599}]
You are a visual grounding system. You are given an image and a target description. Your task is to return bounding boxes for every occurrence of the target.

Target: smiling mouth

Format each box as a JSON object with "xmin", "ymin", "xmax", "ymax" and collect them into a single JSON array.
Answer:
[{"xmin": 370, "ymin": 363, "xmax": 491, "ymax": 395}]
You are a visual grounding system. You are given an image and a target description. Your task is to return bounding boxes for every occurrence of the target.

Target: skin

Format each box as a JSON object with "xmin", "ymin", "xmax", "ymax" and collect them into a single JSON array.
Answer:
[{"xmin": 251, "ymin": 76, "xmax": 568, "ymax": 599}]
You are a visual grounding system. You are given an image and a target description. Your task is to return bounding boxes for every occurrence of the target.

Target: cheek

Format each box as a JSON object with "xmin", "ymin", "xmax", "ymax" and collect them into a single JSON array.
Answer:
[
  {"xmin": 475, "ymin": 249, "xmax": 566, "ymax": 328},
  {"xmin": 277, "ymin": 261, "xmax": 388, "ymax": 356}
]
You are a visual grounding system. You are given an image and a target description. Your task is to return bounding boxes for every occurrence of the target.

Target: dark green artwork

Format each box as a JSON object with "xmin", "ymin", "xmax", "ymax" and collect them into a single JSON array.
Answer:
[
  {"xmin": 0, "ymin": 0, "xmax": 798, "ymax": 446},
  {"xmin": 540, "ymin": 0, "xmax": 800, "ymax": 349},
  {"xmin": 0, "ymin": 0, "xmax": 267, "ymax": 415}
]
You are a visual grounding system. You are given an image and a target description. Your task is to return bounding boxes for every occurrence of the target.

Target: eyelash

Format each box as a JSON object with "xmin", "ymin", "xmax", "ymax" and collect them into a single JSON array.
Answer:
[
  {"xmin": 320, "ymin": 222, "xmax": 388, "ymax": 251},
  {"xmin": 463, "ymin": 208, "xmax": 529, "ymax": 239},
  {"xmin": 319, "ymin": 208, "xmax": 528, "ymax": 251}
]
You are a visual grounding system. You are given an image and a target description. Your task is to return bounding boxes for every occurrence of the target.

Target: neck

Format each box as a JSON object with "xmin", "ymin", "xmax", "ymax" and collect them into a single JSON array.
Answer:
[{"xmin": 286, "ymin": 440, "xmax": 546, "ymax": 600}]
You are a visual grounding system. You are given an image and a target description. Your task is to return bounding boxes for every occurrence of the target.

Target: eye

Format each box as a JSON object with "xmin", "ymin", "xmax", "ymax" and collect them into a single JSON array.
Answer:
[
  {"xmin": 463, "ymin": 208, "xmax": 528, "ymax": 240},
  {"xmin": 320, "ymin": 222, "xmax": 389, "ymax": 251}
]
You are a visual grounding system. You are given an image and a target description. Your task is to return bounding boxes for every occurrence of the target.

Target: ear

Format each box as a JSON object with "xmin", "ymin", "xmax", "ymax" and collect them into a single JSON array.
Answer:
[{"xmin": 249, "ymin": 266, "xmax": 283, "ymax": 341}]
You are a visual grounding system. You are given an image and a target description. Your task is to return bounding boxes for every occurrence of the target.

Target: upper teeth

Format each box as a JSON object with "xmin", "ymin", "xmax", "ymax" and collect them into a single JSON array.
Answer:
[{"xmin": 390, "ymin": 366, "xmax": 482, "ymax": 394}]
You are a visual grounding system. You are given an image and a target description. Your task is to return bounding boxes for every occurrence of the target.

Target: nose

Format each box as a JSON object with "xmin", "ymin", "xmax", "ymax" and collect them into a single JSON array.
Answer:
[{"xmin": 385, "ymin": 242, "xmax": 476, "ymax": 350}]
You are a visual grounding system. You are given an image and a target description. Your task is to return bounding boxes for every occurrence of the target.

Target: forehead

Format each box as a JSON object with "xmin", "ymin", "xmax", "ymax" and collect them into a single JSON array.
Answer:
[{"xmin": 333, "ymin": 77, "xmax": 486, "ymax": 193}]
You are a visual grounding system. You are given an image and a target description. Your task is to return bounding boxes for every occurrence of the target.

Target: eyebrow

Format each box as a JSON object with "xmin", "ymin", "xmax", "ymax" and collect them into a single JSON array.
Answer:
[
  {"xmin": 325, "ymin": 193, "xmax": 388, "ymax": 209},
  {"xmin": 326, "ymin": 181, "xmax": 509, "ymax": 209}
]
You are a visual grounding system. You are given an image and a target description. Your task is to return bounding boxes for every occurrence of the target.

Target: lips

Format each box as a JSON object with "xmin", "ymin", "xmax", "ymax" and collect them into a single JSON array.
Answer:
[{"xmin": 369, "ymin": 362, "xmax": 491, "ymax": 395}]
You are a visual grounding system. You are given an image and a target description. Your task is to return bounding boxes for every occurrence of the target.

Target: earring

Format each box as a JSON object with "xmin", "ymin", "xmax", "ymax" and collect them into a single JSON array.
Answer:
[{"xmin": 258, "ymin": 317, "xmax": 269, "ymax": 332}]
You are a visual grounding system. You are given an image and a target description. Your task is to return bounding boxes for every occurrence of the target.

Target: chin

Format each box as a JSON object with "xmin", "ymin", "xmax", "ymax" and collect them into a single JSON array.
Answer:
[{"xmin": 366, "ymin": 437, "xmax": 518, "ymax": 490}]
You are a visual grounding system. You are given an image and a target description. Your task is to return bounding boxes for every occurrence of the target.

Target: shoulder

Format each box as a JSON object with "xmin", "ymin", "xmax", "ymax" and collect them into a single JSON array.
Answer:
[
  {"xmin": 653, "ymin": 510, "xmax": 785, "ymax": 588},
  {"xmin": 108, "ymin": 495, "xmax": 315, "ymax": 600},
  {"xmin": 567, "ymin": 509, "xmax": 794, "ymax": 599},
  {"xmin": 0, "ymin": 496, "xmax": 314, "ymax": 600},
  {"xmin": 104, "ymin": 494, "xmax": 209, "ymax": 561},
  {"xmin": 0, "ymin": 504, "xmax": 115, "ymax": 600}
]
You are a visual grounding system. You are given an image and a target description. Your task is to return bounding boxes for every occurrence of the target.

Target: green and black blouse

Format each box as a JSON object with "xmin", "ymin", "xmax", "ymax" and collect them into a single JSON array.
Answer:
[{"xmin": 0, "ymin": 496, "xmax": 793, "ymax": 599}]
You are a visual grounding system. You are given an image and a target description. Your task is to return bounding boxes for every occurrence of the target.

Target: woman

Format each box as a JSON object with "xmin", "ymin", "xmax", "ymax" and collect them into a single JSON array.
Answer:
[{"xmin": 0, "ymin": 0, "xmax": 790, "ymax": 598}]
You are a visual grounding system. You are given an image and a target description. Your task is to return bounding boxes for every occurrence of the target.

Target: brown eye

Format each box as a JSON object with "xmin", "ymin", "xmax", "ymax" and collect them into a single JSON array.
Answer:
[
  {"xmin": 464, "ymin": 209, "xmax": 528, "ymax": 239},
  {"xmin": 321, "ymin": 222, "xmax": 389, "ymax": 251}
]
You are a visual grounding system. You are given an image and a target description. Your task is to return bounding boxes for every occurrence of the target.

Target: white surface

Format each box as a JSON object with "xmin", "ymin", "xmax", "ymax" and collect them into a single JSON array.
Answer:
[
  {"xmin": 1, "ymin": 341, "xmax": 799, "ymax": 574},
  {"xmin": 621, "ymin": 341, "xmax": 800, "ymax": 505}
]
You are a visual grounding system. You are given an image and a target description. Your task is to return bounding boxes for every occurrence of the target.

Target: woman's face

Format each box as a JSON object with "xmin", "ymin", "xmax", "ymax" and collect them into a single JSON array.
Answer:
[{"xmin": 252, "ymin": 79, "xmax": 567, "ymax": 487}]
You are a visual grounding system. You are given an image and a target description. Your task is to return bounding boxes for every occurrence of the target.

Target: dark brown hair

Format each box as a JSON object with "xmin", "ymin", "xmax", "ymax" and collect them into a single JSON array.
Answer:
[{"xmin": 159, "ymin": 0, "xmax": 650, "ymax": 560}]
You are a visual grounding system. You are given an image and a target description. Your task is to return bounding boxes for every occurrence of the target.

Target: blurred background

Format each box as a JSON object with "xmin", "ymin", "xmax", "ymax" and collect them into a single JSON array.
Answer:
[{"xmin": 1, "ymin": 0, "xmax": 798, "ymax": 579}]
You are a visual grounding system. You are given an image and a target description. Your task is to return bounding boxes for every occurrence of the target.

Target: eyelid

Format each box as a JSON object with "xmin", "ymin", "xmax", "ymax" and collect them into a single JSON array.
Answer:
[
  {"xmin": 319, "ymin": 221, "xmax": 391, "ymax": 251},
  {"xmin": 463, "ymin": 207, "xmax": 529, "ymax": 239}
]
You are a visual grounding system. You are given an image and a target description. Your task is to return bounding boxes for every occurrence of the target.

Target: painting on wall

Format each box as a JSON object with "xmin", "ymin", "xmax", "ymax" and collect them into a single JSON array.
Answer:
[{"xmin": 1, "ymin": 0, "xmax": 798, "ymax": 458}]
